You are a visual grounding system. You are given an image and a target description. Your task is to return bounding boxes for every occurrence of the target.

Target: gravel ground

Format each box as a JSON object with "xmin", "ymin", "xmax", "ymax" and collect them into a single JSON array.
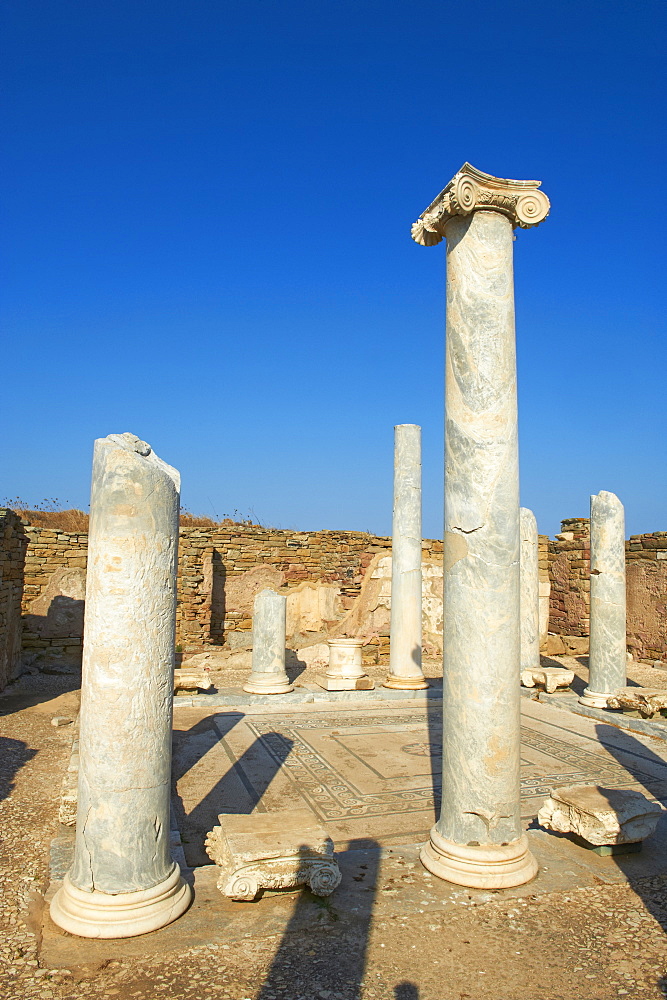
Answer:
[{"xmin": 2, "ymin": 670, "xmax": 667, "ymax": 1000}]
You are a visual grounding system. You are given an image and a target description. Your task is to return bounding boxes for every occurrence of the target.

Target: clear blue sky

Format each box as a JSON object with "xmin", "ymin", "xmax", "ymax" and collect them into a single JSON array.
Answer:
[{"xmin": 2, "ymin": 1, "xmax": 665, "ymax": 539}]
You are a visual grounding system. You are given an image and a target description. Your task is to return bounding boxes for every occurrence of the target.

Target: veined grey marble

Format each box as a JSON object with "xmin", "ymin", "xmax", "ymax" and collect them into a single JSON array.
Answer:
[
  {"xmin": 580, "ymin": 491, "xmax": 627, "ymax": 709},
  {"xmin": 413, "ymin": 165, "xmax": 549, "ymax": 889},
  {"xmin": 520, "ymin": 508, "xmax": 540, "ymax": 674},
  {"xmin": 50, "ymin": 433, "xmax": 191, "ymax": 938},
  {"xmin": 243, "ymin": 589, "xmax": 293, "ymax": 695},
  {"xmin": 385, "ymin": 424, "xmax": 428, "ymax": 690}
]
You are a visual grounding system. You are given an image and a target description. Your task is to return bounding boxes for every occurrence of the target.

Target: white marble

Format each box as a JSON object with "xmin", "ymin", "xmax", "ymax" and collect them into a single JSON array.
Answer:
[
  {"xmin": 173, "ymin": 668, "xmax": 213, "ymax": 692},
  {"xmin": 243, "ymin": 588, "xmax": 293, "ymax": 695},
  {"xmin": 205, "ymin": 809, "xmax": 341, "ymax": 900},
  {"xmin": 580, "ymin": 491, "xmax": 627, "ymax": 708},
  {"xmin": 317, "ymin": 638, "xmax": 374, "ymax": 691},
  {"xmin": 520, "ymin": 508, "xmax": 540, "ymax": 673},
  {"xmin": 538, "ymin": 785, "xmax": 663, "ymax": 846},
  {"xmin": 385, "ymin": 424, "xmax": 428, "ymax": 690},
  {"xmin": 521, "ymin": 666, "xmax": 574, "ymax": 693},
  {"xmin": 606, "ymin": 687, "xmax": 667, "ymax": 717},
  {"xmin": 414, "ymin": 165, "xmax": 550, "ymax": 890},
  {"xmin": 50, "ymin": 433, "xmax": 191, "ymax": 939}
]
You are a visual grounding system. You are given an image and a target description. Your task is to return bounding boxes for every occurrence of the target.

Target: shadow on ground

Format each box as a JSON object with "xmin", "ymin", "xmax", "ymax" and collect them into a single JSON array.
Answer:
[{"xmin": 255, "ymin": 839, "xmax": 382, "ymax": 1000}]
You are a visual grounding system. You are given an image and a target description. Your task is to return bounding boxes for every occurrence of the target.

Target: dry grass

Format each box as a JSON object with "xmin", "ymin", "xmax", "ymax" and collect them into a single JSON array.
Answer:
[{"xmin": 5, "ymin": 506, "xmax": 256, "ymax": 532}]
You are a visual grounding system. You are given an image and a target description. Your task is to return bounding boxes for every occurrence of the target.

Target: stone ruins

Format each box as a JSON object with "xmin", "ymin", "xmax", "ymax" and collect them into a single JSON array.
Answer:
[{"xmin": 1, "ymin": 164, "xmax": 666, "ymax": 957}]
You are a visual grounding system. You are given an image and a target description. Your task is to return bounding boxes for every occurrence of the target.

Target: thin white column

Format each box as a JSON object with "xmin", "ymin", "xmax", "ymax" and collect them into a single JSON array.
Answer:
[
  {"xmin": 411, "ymin": 163, "xmax": 550, "ymax": 888},
  {"xmin": 580, "ymin": 491, "xmax": 627, "ymax": 708},
  {"xmin": 385, "ymin": 424, "xmax": 428, "ymax": 690},
  {"xmin": 520, "ymin": 507, "xmax": 541, "ymax": 673},
  {"xmin": 50, "ymin": 433, "xmax": 191, "ymax": 938},
  {"xmin": 243, "ymin": 588, "xmax": 293, "ymax": 694}
]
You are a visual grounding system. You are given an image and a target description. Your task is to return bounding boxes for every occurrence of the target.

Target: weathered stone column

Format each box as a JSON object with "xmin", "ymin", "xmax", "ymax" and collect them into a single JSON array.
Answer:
[
  {"xmin": 50, "ymin": 433, "xmax": 191, "ymax": 938},
  {"xmin": 520, "ymin": 507, "xmax": 540, "ymax": 674},
  {"xmin": 411, "ymin": 164, "xmax": 550, "ymax": 888},
  {"xmin": 243, "ymin": 588, "xmax": 293, "ymax": 694},
  {"xmin": 580, "ymin": 491, "xmax": 627, "ymax": 708},
  {"xmin": 385, "ymin": 424, "xmax": 428, "ymax": 690}
]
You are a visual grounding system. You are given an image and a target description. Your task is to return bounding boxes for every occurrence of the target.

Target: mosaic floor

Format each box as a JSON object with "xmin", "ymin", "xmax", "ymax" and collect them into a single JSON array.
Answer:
[{"xmin": 173, "ymin": 699, "xmax": 667, "ymax": 866}]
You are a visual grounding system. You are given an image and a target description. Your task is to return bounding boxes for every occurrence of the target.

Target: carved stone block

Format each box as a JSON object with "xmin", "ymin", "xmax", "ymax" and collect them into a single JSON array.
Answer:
[
  {"xmin": 205, "ymin": 809, "xmax": 341, "ymax": 901},
  {"xmin": 606, "ymin": 687, "xmax": 667, "ymax": 718},
  {"xmin": 521, "ymin": 667, "xmax": 574, "ymax": 693},
  {"xmin": 538, "ymin": 785, "xmax": 663, "ymax": 846},
  {"xmin": 173, "ymin": 667, "xmax": 213, "ymax": 692}
]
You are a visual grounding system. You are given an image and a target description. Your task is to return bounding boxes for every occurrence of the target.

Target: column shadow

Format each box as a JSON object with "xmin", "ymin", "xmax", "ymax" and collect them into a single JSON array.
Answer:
[
  {"xmin": 172, "ymin": 713, "xmax": 294, "ymax": 867},
  {"xmin": 255, "ymin": 838, "xmax": 381, "ymax": 1000},
  {"xmin": 0, "ymin": 737, "xmax": 38, "ymax": 802},
  {"xmin": 553, "ymin": 723, "xmax": 667, "ymax": 995}
]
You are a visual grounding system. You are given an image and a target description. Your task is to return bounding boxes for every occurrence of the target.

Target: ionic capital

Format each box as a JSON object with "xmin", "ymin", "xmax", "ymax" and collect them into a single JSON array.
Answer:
[{"xmin": 411, "ymin": 163, "xmax": 550, "ymax": 246}]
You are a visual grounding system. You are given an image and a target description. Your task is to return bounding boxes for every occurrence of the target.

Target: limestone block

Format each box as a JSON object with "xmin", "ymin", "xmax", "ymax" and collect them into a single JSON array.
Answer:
[
  {"xmin": 293, "ymin": 642, "xmax": 330, "ymax": 671},
  {"xmin": 538, "ymin": 785, "xmax": 663, "ymax": 845},
  {"xmin": 521, "ymin": 667, "xmax": 574, "ymax": 693},
  {"xmin": 173, "ymin": 667, "xmax": 213, "ymax": 692},
  {"xmin": 24, "ymin": 566, "xmax": 86, "ymax": 639},
  {"xmin": 205, "ymin": 809, "xmax": 341, "ymax": 900},
  {"xmin": 285, "ymin": 583, "xmax": 341, "ymax": 635},
  {"xmin": 224, "ymin": 566, "xmax": 285, "ymax": 613},
  {"xmin": 606, "ymin": 687, "xmax": 667, "ymax": 718}
]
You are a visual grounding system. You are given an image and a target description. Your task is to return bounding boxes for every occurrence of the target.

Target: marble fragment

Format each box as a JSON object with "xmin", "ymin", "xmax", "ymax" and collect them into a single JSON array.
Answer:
[
  {"xmin": 205, "ymin": 809, "xmax": 341, "ymax": 900},
  {"xmin": 521, "ymin": 667, "xmax": 574, "ymax": 693},
  {"xmin": 538, "ymin": 785, "xmax": 663, "ymax": 845},
  {"xmin": 173, "ymin": 667, "xmax": 213, "ymax": 692},
  {"xmin": 606, "ymin": 687, "xmax": 667, "ymax": 718}
]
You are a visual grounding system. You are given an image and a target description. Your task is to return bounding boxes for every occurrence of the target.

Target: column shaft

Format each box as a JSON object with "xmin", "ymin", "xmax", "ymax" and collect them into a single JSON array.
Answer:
[
  {"xmin": 243, "ymin": 588, "xmax": 293, "ymax": 694},
  {"xmin": 385, "ymin": 424, "xmax": 428, "ymax": 690},
  {"xmin": 520, "ymin": 507, "xmax": 540, "ymax": 673},
  {"xmin": 421, "ymin": 210, "xmax": 536, "ymax": 888},
  {"xmin": 580, "ymin": 491, "xmax": 627, "ymax": 707},
  {"xmin": 50, "ymin": 432, "xmax": 191, "ymax": 938}
]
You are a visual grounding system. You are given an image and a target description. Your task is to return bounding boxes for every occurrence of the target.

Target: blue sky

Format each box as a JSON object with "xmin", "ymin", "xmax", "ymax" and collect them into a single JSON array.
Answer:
[{"xmin": 2, "ymin": 1, "xmax": 665, "ymax": 539}]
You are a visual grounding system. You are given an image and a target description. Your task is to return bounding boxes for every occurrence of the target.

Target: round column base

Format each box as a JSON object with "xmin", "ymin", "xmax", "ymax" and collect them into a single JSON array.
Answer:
[
  {"xmin": 382, "ymin": 674, "xmax": 430, "ymax": 690},
  {"xmin": 50, "ymin": 864, "xmax": 192, "ymax": 939},
  {"xmin": 242, "ymin": 674, "xmax": 294, "ymax": 695},
  {"xmin": 578, "ymin": 688, "xmax": 614, "ymax": 709},
  {"xmin": 420, "ymin": 828, "xmax": 538, "ymax": 890}
]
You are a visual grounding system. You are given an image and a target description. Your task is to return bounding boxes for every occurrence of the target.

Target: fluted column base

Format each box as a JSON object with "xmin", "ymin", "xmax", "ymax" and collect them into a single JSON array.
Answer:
[
  {"xmin": 383, "ymin": 673, "xmax": 429, "ymax": 690},
  {"xmin": 420, "ymin": 827, "xmax": 537, "ymax": 889},
  {"xmin": 50, "ymin": 864, "xmax": 192, "ymax": 939}
]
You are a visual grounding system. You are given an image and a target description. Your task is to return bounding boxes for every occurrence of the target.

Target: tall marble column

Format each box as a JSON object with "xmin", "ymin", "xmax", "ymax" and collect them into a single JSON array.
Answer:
[
  {"xmin": 520, "ymin": 507, "xmax": 541, "ymax": 674},
  {"xmin": 243, "ymin": 588, "xmax": 293, "ymax": 694},
  {"xmin": 50, "ymin": 433, "xmax": 191, "ymax": 938},
  {"xmin": 579, "ymin": 491, "xmax": 627, "ymax": 708},
  {"xmin": 411, "ymin": 164, "xmax": 550, "ymax": 888},
  {"xmin": 384, "ymin": 424, "xmax": 429, "ymax": 690}
]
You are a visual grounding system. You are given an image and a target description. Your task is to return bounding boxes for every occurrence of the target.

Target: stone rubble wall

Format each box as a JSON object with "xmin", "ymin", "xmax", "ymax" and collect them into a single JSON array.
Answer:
[
  {"xmin": 0, "ymin": 510, "xmax": 28, "ymax": 690},
  {"xmin": 1, "ymin": 516, "xmax": 665, "ymax": 683}
]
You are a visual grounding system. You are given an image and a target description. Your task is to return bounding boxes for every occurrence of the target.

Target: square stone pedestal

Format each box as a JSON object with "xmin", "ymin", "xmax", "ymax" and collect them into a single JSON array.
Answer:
[
  {"xmin": 205, "ymin": 809, "xmax": 341, "ymax": 900},
  {"xmin": 315, "ymin": 674, "xmax": 375, "ymax": 691}
]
